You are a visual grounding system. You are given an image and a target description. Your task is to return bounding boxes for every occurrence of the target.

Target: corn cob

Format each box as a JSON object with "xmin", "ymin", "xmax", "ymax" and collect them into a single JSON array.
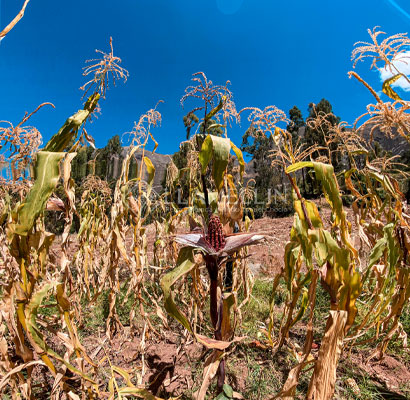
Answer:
[{"xmin": 206, "ymin": 214, "xmax": 226, "ymax": 252}]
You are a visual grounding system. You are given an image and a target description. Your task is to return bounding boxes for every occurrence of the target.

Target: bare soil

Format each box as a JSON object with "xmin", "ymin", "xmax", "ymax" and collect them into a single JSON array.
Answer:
[{"xmin": 46, "ymin": 203, "xmax": 410, "ymax": 399}]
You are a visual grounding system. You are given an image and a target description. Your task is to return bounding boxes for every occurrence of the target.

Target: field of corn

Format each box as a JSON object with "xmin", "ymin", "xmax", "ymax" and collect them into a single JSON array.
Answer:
[{"xmin": 1, "ymin": 3, "xmax": 410, "ymax": 400}]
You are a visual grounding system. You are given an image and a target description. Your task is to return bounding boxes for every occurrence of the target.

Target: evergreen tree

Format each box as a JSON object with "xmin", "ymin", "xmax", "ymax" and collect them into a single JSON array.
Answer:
[
  {"xmin": 304, "ymin": 99, "xmax": 341, "ymax": 196},
  {"xmin": 305, "ymin": 99, "xmax": 340, "ymax": 158},
  {"xmin": 287, "ymin": 106, "xmax": 307, "ymax": 194},
  {"xmin": 95, "ymin": 135, "xmax": 122, "ymax": 181},
  {"xmin": 287, "ymin": 105, "xmax": 305, "ymax": 146},
  {"xmin": 241, "ymin": 126, "xmax": 280, "ymax": 216},
  {"xmin": 71, "ymin": 146, "xmax": 91, "ymax": 183}
]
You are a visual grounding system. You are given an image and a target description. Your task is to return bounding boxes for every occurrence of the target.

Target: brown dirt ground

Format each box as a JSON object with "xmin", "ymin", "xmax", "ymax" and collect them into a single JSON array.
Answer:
[
  {"xmin": 46, "ymin": 202, "xmax": 410, "ymax": 399},
  {"xmin": 349, "ymin": 352, "xmax": 410, "ymax": 394},
  {"xmin": 246, "ymin": 199, "xmax": 360, "ymax": 276}
]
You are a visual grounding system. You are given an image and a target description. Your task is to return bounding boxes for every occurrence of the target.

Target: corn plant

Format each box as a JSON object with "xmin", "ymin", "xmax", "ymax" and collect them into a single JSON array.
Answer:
[
  {"xmin": 256, "ymin": 27, "xmax": 410, "ymax": 400},
  {"xmin": 160, "ymin": 74, "xmax": 267, "ymax": 398},
  {"xmin": 0, "ymin": 39, "xmax": 166, "ymax": 400},
  {"xmin": 104, "ymin": 105, "xmax": 168, "ymax": 341},
  {"xmin": 2, "ymin": 10, "xmax": 410, "ymax": 399}
]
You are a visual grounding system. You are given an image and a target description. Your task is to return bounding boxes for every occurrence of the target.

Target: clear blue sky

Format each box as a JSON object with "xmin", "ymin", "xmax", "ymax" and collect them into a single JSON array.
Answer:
[{"xmin": 1, "ymin": 0, "xmax": 409, "ymax": 156}]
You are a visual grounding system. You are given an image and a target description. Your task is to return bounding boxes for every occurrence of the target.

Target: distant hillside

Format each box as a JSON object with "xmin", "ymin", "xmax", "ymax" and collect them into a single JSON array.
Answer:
[
  {"xmin": 359, "ymin": 124, "xmax": 408, "ymax": 155},
  {"xmin": 112, "ymin": 148, "xmax": 256, "ymax": 191},
  {"xmin": 122, "ymin": 148, "xmax": 172, "ymax": 190},
  {"xmin": 92, "ymin": 124, "xmax": 409, "ymax": 192},
  {"xmin": 297, "ymin": 125, "xmax": 408, "ymax": 155}
]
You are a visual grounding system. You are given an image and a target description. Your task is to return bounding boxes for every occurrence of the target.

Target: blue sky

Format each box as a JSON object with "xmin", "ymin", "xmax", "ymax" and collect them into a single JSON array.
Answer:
[{"xmin": 1, "ymin": 0, "xmax": 410, "ymax": 156}]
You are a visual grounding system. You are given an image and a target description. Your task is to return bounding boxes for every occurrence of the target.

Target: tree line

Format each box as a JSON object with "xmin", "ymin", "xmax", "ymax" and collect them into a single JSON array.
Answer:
[{"xmin": 67, "ymin": 98, "xmax": 410, "ymax": 219}]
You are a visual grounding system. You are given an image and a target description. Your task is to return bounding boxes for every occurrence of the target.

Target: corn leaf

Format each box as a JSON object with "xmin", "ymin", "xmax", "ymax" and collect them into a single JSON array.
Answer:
[
  {"xmin": 25, "ymin": 283, "xmax": 96, "ymax": 382},
  {"xmin": 382, "ymin": 74, "xmax": 402, "ymax": 101},
  {"xmin": 161, "ymin": 247, "xmax": 241, "ymax": 349},
  {"xmin": 230, "ymin": 141, "xmax": 244, "ymax": 180},
  {"xmin": 143, "ymin": 156, "xmax": 155, "ymax": 194},
  {"xmin": 44, "ymin": 93, "xmax": 100, "ymax": 152},
  {"xmin": 199, "ymin": 135, "xmax": 213, "ymax": 174},
  {"xmin": 205, "ymin": 99, "xmax": 223, "ymax": 121},
  {"xmin": 286, "ymin": 161, "xmax": 314, "ymax": 174},
  {"xmin": 13, "ymin": 151, "xmax": 65, "ymax": 235},
  {"xmin": 368, "ymin": 236, "xmax": 387, "ymax": 269},
  {"xmin": 161, "ymin": 247, "xmax": 196, "ymax": 332},
  {"xmin": 290, "ymin": 288, "xmax": 309, "ymax": 328},
  {"xmin": 199, "ymin": 134, "xmax": 231, "ymax": 191},
  {"xmin": 197, "ymin": 350, "xmax": 224, "ymax": 400}
]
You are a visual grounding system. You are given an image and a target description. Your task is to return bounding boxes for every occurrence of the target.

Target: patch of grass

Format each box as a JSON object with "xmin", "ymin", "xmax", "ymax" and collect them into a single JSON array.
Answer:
[
  {"xmin": 312, "ymin": 283, "xmax": 331, "ymax": 329},
  {"xmin": 78, "ymin": 281, "xmax": 160, "ymax": 335},
  {"xmin": 116, "ymin": 282, "xmax": 135, "ymax": 325},
  {"xmin": 37, "ymin": 293, "xmax": 59, "ymax": 318},
  {"xmin": 79, "ymin": 290, "xmax": 109, "ymax": 334},
  {"xmin": 241, "ymin": 279, "xmax": 274, "ymax": 336},
  {"xmin": 342, "ymin": 377, "xmax": 384, "ymax": 400},
  {"xmin": 227, "ymin": 346, "xmax": 285, "ymax": 399},
  {"xmin": 400, "ymin": 304, "xmax": 410, "ymax": 335},
  {"xmin": 338, "ymin": 361, "xmax": 386, "ymax": 400},
  {"xmin": 295, "ymin": 365, "xmax": 314, "ymax": 397},
  {"xmin": 243, "ymin": 361, "xmax": 278, "ymax": 399}
]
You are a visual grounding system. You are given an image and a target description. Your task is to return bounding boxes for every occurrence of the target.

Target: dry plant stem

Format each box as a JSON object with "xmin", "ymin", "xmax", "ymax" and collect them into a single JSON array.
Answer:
[
  {"xmin": 201, "ymin": 173, "xmax": 211, "ymax": 214},
  {"xmin": 207, "ymin": 257, "xmax": 219, "ymax": 327},
  {"xmin": 16, "ymin": 103, "xmax": 55, "ymax": 128},
  {"xmin": 199, "ymin": 104, "xmax": 211, "ymax": 215},
  {"xmin": 216, "ymin": 295, "xmax": 225, "ymax": 391},
  {"xmin": 0, "ymin": 0, "xmax": 30, "ymax": 40},
  {"xmin": 205, "ymin": 254, "xmax": 225, "ymax": 393},
  {"xmin": 199, "ymin": 102, "xmax": 225, "ymax": 391},
  {"xmin": 307, "ymin": 311, "xmax": 347, "ymax": 400},
  {"xmin": 349, "ymin": 71, "xmax": 382, "ymax": 104},
  {"xmin": 273, "ymin": 272, "xmax": 318, "ymax": 400},
  {"xmin": 285, "ymin": 172, "xmax": 313, "ymax": 230}
]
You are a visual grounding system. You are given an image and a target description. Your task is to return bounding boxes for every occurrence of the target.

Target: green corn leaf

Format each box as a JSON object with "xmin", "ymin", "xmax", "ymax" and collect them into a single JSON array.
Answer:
[
  {"xmin": 368, "ymin": 236, "xmax": 387, "ymax": 269},
  {"xmin": 284, "ymin": 242, "xmax": 300, "ymax": 294},
  {"xmin": 44, "ymin": 93, "xmax": 100, "ymax": 152},
  {"xmin": 311, "ymin": 163, "xmax": 344, "ymax": 225},
  {"xmin": 382, "ymin": 74, "xmax": 402, "ymax": 101},
  {"xmin": 230, "ymin": 140, "xmax": 244, "ymax": 180},
  {"xmin": 112, "ymin": 366, "xmax": 134, "ymax": 388},
  {"xmin": 385, "ymin": 223, "xmax": 400, "ymax": 276},
  {"xmin": 215, "ymin": 393, "xmax": 230, "ymax": 400},
  {"xmin": 205, "ymin": 98, "xmax": 223, "ymax": 121},
  {"xmin": 286, "ymin": 161, "xmax": 314, "ymax": 174},
  {"xmin": 290, "ymin": 287, "xmax": 309, "ymax": 328},
  {"xmin": 209, "ymin": 135, "xmax": 230, "ymax": 191},
  {"xmin": 118, "ymin": 386, "xmax": 165, "ymax": 399},
  {"xmin": 215, "ymin": 395, "xmax": 230, "ymax": 400},
  {"xmin": 199, "ymin": 134, "xmax": 213, "ymax": 174},
  {"xmin": 160, "ymin": 247, "xmax": 196, "ymax": 332},
  {"xmin": 222, "ymin": 383, "xmax": 233, "ymax": 399},
  {"xmin": 195, "ymin": 191, "xmax": 218, "ymax": 211},
  {"xmin": 339, "ymin": 269, "xmax": 361, "ymax": 330},
  {"xmin": 13, "ymin": 151, "xmax": 65, "ymax": 236},
  {"xmin": 199, "ymin": 134, "xmax": 231, "ymax": 191},
  {"xmin": 294, "ymin": 199, "xmax": 323, "ymax": 230},
  {"xmin": 368, "ymin": 170, "xmax": 401, "ymax": 201},
  {"xmin": 288, "ymin": 161, "xmax": 356, "ymax": 257},
  {"xmin": 26, "ymin": 282, "xmax": 96, "ymax": 383},
  {"xmin": 291, "ymin": 209, "xmax": 313, "ymax": 267},
  {"xmin": 143, "ymin": 156, "xmax": 155, "ymax": 191},
  {"xmin": 287, "ymin": 162, "xmax": 343, "ymax": 221}
]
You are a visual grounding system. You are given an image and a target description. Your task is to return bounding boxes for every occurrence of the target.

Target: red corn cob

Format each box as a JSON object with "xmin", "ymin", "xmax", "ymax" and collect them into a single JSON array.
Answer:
[{"xmin": 206, "ymin": 215, "xmax": 226, "ymax": 252}]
